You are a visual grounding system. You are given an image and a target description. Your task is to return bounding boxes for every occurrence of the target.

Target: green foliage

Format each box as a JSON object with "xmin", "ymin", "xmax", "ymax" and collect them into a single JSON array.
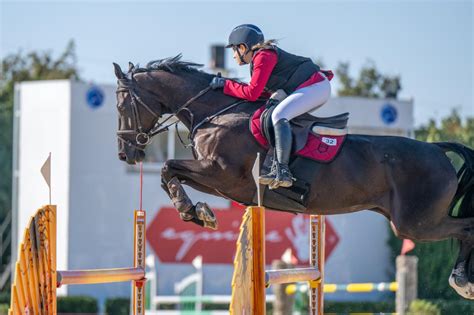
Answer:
[
  {"xmin": 408, "ymin": 299, "xmax": 474, "ymax": 315},
  {"xmin": 57, "ymin": 295, "xmax": 98, "ymax": 313},
  {"xmin": 335, "ymin": 59, "xmax": 401, "ymax": 99},
  {"xmin": 415, "ymin": 109, "xmax": 474, "ymax": 147},
  {"xmin": 0, "ymin": 41, "xmax": 80, "ymax": 290},
  {"xmin": 0, "ymin": 304, "xmax": 8, "ymax": 315},
  {"xmin": 0, "ymin": 40, "xmax": 80, "ymax": 218},
  {"xmin": 429, "ymin": 299, "xmax": 474, "ymax": 314},
  {"xmin": 105, "ymin": 297, "xmax": 130, "ymax": 315},
  {"xmin": 414, "ymin": 241, "xmax": 459, "ymax": 299},
  {"xmin": 0, "ymin": 292, "xmax": 9, "ymax": 304},
  {"xmin": 323, "ymin": 300, "xmax": 395, "ymax": 313},
  {"xmin": 408, "ymin": 299, "xmax": 441, "ymax": 315}
]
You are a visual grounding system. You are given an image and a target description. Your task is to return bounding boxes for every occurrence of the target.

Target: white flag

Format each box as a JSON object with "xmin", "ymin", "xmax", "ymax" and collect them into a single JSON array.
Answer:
[
  {"xmin": 41, "ymin": 153, "xmax": 51, "ymax": 188},
  {"xmin": 251, "ymin": 153, "xmax": 261, "ymax": 206},
  {"xmin": 41, "ymin": 153, "xmax": 51, "ymax": 204}
]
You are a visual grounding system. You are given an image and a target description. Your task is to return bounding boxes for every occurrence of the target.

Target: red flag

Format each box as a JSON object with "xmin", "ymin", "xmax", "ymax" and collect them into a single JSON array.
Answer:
[{"xmin": 401, "ymin": 239, "xmax": 415, "ymax": 255}]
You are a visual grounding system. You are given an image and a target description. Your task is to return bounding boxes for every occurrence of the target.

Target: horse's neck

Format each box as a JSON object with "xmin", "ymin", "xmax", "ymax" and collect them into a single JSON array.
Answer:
[
  {"xmin": 161, "ymin": 71, "xmax": 247, "ymax": 130},
  {"xmin": 175, "ymin": 90, "xmax": 239, "ymax": 131}
]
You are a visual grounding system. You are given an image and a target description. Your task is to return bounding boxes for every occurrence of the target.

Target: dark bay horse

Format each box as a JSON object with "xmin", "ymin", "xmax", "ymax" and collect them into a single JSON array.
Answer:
[{"xmin": 113, "ymin": 56, "xmax": 474, "ymax": 299}]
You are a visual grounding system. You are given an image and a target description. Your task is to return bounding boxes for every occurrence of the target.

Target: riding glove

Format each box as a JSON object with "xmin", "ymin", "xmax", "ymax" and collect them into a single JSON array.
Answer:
[{"xmin": 210, "ymin": 77, "xmax": 226, "ymax": 90}]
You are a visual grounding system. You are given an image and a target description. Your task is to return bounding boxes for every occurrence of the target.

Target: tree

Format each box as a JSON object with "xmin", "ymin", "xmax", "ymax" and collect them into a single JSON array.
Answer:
[
  {"xmin": 0, "ymin": 40, "xmax": 80, "ymax": 287},
  {"xmin": 415, "ymin": 110, "xmax": 474, "ymax": 147},
  {"xmin": 336, "ymin": 59, "xmax": 401, "ymax": 99}
]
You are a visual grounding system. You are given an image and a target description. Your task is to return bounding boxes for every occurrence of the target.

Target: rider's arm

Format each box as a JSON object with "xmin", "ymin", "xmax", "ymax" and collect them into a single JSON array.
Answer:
[{"xmin": 223, "ymin": 49, "xmax": 277, "ymax": 101}]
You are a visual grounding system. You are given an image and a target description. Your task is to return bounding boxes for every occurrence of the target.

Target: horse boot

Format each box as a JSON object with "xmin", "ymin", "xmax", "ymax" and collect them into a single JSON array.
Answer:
[{"xmin": 269, "ymin": 119, "xmax": 294, "ymax": 189}]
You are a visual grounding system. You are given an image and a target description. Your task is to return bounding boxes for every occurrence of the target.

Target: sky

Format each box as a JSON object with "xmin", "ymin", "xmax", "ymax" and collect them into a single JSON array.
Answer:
[{"xmin": 1, "ymin": 0, "xmax": 472, "ymax": 126}]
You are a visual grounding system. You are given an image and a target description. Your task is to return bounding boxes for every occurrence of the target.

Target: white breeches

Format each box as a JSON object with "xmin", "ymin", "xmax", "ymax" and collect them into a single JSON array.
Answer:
[{"xmin": 271, "ymin": 76, "xmax": 331, "ymax": 124}]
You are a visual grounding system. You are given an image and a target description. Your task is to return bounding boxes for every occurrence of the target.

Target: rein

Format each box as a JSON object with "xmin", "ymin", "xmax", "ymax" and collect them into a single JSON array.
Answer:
[{"xmin": 116, "ymin": 76, "xmax": 243, "ymax": 151}]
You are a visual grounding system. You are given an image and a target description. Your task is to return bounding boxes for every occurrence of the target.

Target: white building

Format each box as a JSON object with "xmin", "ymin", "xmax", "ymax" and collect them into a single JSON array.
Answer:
[{"xmin": 12, "ymin": 79, "xmax": 413, "ymax": 307}]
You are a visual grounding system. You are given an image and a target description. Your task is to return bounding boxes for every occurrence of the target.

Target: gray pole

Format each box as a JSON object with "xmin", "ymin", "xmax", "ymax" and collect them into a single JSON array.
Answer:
[
  {"xmin": 396, "ymin": 255, "xmax": 418, "ymax": 314},
  {"xmin": 11, "ymin": 83, "xmax": 21, "ymax": 282},
  {"xmin": 271, "ymin": 260, "xmax": 295, "ymax": 315}
]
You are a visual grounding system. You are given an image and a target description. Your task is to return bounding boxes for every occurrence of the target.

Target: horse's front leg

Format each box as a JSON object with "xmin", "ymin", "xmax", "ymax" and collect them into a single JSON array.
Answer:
[{"xmin": 161, "ymin": 159, "xmax": 225, "ymax": 230}]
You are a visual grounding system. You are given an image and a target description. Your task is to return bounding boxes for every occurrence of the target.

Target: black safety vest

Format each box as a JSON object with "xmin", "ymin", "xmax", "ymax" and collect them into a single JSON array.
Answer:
[{"xmin": 250, "ymin": 46, "xmax": 320, "ymax": 94}]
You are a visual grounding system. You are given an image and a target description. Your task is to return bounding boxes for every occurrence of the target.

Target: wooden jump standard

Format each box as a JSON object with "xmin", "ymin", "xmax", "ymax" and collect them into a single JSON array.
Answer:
[
  {"xmin": 9, "ymin": 205, "xmax": 146, "ymax": 315},
  {"xmin": 230, "ymin": 206, "xmax": 325, "ymax": 314}
]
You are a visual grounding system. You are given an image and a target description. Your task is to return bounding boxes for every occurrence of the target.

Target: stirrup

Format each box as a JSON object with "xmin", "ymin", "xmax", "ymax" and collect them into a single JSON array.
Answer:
[
  {"xmin": 269, "ymin": 163, "xmax": 294, "ymax": 190},
  {"xmin": 259, "ymin": 159, "xmax": 278, "ymax": 185}
]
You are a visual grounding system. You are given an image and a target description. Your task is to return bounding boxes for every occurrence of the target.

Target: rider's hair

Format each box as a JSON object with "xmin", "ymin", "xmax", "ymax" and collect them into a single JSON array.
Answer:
[{"xmin": 250, "ymin": 39, "xmax": 278, "ymax": 51}]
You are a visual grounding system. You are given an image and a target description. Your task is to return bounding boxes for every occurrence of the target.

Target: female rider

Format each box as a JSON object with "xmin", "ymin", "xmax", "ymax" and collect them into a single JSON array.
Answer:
[{"xmin": 210, "ymin": 24, "xmax": 333, "ymax": 189}]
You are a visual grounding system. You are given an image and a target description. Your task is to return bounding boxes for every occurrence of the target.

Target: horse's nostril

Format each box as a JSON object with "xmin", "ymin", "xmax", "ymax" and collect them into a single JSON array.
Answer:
[{"xmin": 118, "ymin": 152, "xmax": 126, "ymax": 161}]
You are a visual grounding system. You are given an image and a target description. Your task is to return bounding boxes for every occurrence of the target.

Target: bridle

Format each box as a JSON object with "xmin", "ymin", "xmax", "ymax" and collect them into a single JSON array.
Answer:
[
  {"xmin": 116, "ymin": 76, "xmax": 163, "ymax": 150},
  {"xmin": 116, "ymin": 74, "xmax": 242, "ymax": 152}
]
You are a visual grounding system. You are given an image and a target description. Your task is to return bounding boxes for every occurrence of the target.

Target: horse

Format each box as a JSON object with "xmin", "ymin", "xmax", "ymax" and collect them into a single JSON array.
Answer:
[{"xmin": 112, "ymin": 56, "xmax": 474, "ymax": 299}]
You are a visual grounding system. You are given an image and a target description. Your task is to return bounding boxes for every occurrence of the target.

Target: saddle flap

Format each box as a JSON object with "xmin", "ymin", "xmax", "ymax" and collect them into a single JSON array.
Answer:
[
  {"xmin": 311, "ymin": 126, "xmax": 348, "ymax": 136},
  {"xmin": 292, "ymin": 112, "xmax": 350, "ymax": 130},
  {"xmin": 293, "ymin": 113, "xmax": 349, "ymax": 150}
]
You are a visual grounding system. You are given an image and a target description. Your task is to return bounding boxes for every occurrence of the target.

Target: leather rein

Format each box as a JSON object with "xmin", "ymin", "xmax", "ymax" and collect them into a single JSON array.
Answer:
[{"xmin": 116, "ymin": 76, "xmax": 243, "ymax": 151}]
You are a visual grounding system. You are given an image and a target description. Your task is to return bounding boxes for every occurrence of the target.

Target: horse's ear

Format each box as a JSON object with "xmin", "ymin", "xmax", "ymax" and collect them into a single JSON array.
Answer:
[
  {"xmin": 113, "ymin": 63, "xmax": 124, "ymax": 79},
  {"xmin": 128, "ymin": 62, "xmax": 135, "ymax": 73}
]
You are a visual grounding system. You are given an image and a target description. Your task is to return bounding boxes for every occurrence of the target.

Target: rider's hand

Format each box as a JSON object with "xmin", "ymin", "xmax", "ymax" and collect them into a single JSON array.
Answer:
[{"xmin": 209, "ymin": 77, "xmax": 226, "ymax": 90}]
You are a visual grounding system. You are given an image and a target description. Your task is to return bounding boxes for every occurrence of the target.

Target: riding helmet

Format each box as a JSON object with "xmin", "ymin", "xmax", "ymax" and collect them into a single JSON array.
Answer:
[{"xmin": 225, "ymin": 24, "xmax": 264, "ymax": 49}]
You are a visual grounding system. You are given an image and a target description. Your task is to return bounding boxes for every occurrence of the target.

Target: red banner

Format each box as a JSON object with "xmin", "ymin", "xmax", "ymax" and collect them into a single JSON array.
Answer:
[{"xmin": 147, "ymin": 203, "xmax": 339, "ymax": 265}]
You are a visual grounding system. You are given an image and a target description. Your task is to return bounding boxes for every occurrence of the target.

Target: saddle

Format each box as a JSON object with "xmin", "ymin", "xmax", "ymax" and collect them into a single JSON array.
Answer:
[
  {"xmin": 251, "ymin": 105, "xmax": 349, "ymax": 162},
  {"xmin": 249, "ymin": 105, "xmax": 349, "ymax": 212}
]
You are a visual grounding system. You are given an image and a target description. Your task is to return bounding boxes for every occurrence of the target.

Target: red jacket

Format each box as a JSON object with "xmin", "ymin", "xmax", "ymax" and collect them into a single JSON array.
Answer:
[{"xmin": 224, "ymin": 49, "xmax": 333, "ymax": 101}]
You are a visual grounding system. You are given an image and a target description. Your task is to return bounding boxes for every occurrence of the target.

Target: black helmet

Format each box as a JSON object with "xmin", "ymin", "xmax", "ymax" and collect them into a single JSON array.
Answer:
[{"xmin": 225, "ymin": 24, "xmax": 264, "ymax": 49}]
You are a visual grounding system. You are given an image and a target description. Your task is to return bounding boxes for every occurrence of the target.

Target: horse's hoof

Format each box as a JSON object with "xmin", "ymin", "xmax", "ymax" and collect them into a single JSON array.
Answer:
[
  {"xmin": 179, "ymin": 212, "xmax": 195, "ymax": 221},
  {"xmin": 195, "ymin": 202, "xmax": 218, "ymax": 230},
  {"xmin": 449, "ymin": 275, "xmax": 474, "ymax": 299},
  {"xmin": 449, "ymin": 263, "xmax": 474, "ymax": 299},
  {"xmin": 451, "ymin": 263, "xmax": 468, "ymax": 286}
]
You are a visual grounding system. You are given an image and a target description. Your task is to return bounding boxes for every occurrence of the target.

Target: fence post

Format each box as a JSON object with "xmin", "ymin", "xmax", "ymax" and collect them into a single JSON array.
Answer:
[{"xmin": 396, "ymin": 255, "xmax": 418, "ymax": 314}]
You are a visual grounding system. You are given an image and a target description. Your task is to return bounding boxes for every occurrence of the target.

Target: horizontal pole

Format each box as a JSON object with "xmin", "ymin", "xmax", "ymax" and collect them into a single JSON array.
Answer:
[
  {"xmin": 286, "ymin": 281, "xmax": 398, "ymax": 295},
  {"xmin": 57, "ymin": 267, "xmax": 145, "ymax": 286},
  {"xmin": 265, "ymin": 267, "xmax": 320, "ymax": 287}
]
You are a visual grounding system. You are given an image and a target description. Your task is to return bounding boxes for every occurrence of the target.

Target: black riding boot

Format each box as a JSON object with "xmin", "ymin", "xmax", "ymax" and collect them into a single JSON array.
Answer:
[{"xmin": 260, "ymin": 119, "xmax": 294, "ymax": 189}]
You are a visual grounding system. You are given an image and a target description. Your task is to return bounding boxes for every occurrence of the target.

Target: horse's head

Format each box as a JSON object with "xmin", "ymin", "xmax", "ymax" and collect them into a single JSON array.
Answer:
[
  {"xmin": 113, "ymin": 62, "xmax": 170, "ymax": 164},
  {"xmin": 114, "ymin": 56, "xmax": 220, "ymax": 164}
]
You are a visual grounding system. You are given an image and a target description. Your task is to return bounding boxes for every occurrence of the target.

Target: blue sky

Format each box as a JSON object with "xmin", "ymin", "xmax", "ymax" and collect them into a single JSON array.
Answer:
[{"xmin": 1, "ymin": 0, "xmax": 472, "ymax": 126}]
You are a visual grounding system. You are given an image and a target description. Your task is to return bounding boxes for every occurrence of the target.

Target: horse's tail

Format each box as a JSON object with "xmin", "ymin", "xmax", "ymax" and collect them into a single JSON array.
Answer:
[{"xmin": 435, "ymin": 142, "xmax": 474, "ymax": 218}]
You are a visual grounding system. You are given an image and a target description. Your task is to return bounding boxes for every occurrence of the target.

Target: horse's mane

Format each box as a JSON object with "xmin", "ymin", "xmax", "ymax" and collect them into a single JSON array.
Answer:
[
  {"xmin": 129, "ymin": 54, "xmax": 240, "ymax": 83},
  {"xmin": 130, "ymin": 54, "xmax": 206, "ymax": 76}
]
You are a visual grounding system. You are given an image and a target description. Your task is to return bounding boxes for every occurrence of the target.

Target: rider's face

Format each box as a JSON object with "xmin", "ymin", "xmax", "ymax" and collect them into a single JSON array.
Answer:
[{"xmin": 232, "ymin": 45, "xmax": 253, "ymax": 65}]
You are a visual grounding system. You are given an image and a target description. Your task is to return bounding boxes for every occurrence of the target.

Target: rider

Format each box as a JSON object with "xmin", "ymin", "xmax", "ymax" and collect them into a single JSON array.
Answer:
[{"xmin": 210, "ymin": 24, "xmax": 333, "ymax": 189}]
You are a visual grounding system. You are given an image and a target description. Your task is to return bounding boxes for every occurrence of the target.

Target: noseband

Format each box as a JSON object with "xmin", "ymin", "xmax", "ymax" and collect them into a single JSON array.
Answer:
[{"xmin": 116, "ymin": 77, "xmax": 162, "ymax": 150}]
